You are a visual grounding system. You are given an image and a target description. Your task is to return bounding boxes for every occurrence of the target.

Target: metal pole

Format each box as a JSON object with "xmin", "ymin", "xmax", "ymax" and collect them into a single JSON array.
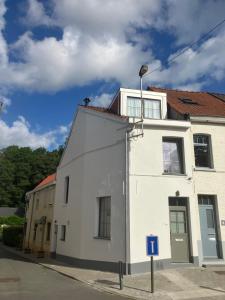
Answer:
[
  {"xmin": 151, "ymin": 256, "xmax": 154, "ymax": 293},
  {"xmin": 119, "ymin": 261, "xmax": 123, "ymax": 290}
]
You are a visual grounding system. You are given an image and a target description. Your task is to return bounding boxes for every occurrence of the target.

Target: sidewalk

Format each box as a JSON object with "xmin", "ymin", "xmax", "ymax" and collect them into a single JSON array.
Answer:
[{"xmin": 2, "ymin": 243, "xmax": 225, "ymax": 300}]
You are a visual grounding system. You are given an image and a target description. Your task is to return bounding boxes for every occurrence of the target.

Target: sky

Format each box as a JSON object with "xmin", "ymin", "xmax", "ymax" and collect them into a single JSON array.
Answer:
[{"xmin": 0, "ymin": 0, "xmax": 225, "ymax": 150}]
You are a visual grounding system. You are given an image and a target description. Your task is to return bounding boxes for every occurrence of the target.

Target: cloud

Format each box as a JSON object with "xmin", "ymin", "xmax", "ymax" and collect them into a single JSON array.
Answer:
[
  {"xmin": 24, "ymin": 0, "xmax": 53, "ymax": 26},
  {"xmin": 92, "ymin": 93, "xmax": 113, "ymax": 108},
  {"xmin": 150, "ymin": 27, "xmax": 225, "ymax": 89},
  {"xmin": 0, "ymin": 0, "xmax": 224, "ymax": 94},
  {"xmin": 0, "ymin": 116, "xmax": 68, "ymax": 149},
  {"xmin": 0, "ymin": 95, "xmax": 11, "ymax": 113}
]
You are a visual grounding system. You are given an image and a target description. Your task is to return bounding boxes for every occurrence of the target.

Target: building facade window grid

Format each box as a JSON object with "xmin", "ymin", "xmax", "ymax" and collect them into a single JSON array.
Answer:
[{"xmin": 98, "ymin": 197, "xmax": 111, "ymax": 239}]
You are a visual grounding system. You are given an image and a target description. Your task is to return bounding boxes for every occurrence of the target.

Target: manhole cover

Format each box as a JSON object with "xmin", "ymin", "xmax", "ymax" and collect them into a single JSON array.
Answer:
[
  {"xmin": 0, "ymin": 277, "xmax": 20, "ymax": 282},
  {"xmin": 214, "ymin": 271, "xmax": 225, "ymax": 275}
]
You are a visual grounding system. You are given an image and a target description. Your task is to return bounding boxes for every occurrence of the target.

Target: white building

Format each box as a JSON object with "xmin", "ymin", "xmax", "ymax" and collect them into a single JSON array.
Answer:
[{"xmin": 52, "ymin": 87, "xmax": 225, "ymax": 274}]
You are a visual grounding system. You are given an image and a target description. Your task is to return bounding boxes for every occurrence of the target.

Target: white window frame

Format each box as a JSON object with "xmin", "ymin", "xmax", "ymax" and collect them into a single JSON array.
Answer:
[
  {"xmin": 127, "ymin": 96, "xmax": 161, "ymax": 119},
  {"xmin": 162, "ymin": 137, "xmax": 185, "ymax": 175}
]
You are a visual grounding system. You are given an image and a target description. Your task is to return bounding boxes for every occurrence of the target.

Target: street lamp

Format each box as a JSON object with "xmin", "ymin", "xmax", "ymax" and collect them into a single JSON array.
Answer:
[
  {"xmin": 139, "ymin": 65, "xmax": 148, "ymax": 120},
  {"xmin": 0, "ymin": 101, "xmax": 3, "ymax": 118}
]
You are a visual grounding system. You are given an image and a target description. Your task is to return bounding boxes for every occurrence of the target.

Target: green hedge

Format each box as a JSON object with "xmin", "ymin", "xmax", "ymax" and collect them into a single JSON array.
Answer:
[
  {"xmin": 2, "ymin": 226, "xmax": 24, "ymax": 248},
  {"xmin": 0, "ymin": 216, "xmax": 25, "ymax": 226}
]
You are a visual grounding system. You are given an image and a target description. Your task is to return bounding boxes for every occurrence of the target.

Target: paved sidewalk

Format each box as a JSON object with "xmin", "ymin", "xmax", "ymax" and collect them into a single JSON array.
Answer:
[{"xmin": 2, "ymin": 244, "xmax": 225, "ymax": 300}]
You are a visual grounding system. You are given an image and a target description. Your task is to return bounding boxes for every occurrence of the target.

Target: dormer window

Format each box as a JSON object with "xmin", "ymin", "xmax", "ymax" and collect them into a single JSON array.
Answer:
[{"xmin": 127, "ymin": 97, "xmax": 161, "ymax": 119}]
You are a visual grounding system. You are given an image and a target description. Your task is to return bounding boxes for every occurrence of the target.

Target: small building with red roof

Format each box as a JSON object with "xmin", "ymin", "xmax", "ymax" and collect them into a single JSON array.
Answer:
[{"xmin": 24, "ymin": 173, "xmax": 56, "ymax": 257}]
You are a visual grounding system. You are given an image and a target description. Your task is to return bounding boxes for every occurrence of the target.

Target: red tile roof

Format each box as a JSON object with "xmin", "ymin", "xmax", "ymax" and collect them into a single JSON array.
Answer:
[
  {"xmin": 149, "ymin": 87, "xmax": 225, "ymax": 118},
  {"xmin": 35, "ymin": 173, "xmax": 56, "ymax": 189}
]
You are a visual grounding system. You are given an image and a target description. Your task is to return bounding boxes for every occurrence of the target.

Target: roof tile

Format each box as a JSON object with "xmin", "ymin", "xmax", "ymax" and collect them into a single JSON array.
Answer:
[{"xmin": 149, "ymin": 87, "xmax": 225, "ymax": 117}]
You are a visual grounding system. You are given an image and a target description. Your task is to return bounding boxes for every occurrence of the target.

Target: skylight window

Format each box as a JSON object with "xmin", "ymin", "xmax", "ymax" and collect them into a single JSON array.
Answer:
[{"xmin": 179, "ymin": 97, "xmax": 198, "ymax": 105}]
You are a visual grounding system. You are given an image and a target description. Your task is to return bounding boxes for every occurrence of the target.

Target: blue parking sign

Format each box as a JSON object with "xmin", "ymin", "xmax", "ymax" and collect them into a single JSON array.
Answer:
[{"xmin": 146, "ymin": 235, "xmax": 159, "ymax": 256}]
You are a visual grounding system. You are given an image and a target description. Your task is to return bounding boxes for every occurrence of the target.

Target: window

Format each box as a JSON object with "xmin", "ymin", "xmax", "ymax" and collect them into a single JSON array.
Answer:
[
  {"xmin": 60, "ymin": 225, "xmax": 66, "ymax": 241},
  {"xmin": 144, "ymin": 99, "xmax": 161, "ymax": 119},
  {"xmin": 36, "ymin": 198, "xmax": 39, "ymax": 210},
  {"xmin": 127, "ymin": 97, "xmax": 161, "ymax": 119},
  {"xmin": 193, "ymin": 134, "xmax": 213, "ymax": 168},
  {"xmin": 163, "ymin": 138, "xmax": 184, "ymax": 174},
  {"xmin": 33, "ymin": 224, "xmax": 37, "ymax": 241},
  {"xmin": 170, "ymin": 211, "xmax": 186, "ymax": 234},
  {"xmin": 64, "ymin": 176, "xmax": 70, "ymax": 203},
  {"xmin": 46, "ymin": 222, "xmax": 51, "ymax": 241},
  {"xmin": 98, "ymin": 197, "xmax": 111, "ymax": 239}
]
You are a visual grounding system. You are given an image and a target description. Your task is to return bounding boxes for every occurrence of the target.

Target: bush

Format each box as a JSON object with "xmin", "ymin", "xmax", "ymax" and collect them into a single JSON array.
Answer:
[
  {"xmin": 0, "ymin": 216, "xmax": 25, "ymax": 226},
  {"xmin": 2, "ymin": 225, "xmax": 24, "ymax": 248}
]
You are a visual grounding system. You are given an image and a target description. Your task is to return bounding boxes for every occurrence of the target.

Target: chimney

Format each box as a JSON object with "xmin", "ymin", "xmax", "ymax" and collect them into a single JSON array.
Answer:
[{"xmin": 83, "ymin": 97, "xmax": 91, "ymax": 107}]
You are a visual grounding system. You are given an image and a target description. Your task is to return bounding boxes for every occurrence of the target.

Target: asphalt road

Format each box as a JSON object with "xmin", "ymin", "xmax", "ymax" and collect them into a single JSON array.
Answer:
[{"xmin": 0, "ymin": 247, "xmax": 130, "ymax": 300}]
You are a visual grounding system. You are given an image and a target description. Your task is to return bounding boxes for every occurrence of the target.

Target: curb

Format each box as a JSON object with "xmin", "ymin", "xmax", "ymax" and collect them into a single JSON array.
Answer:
[{"xmin": 0, "ymin": 244, "xmax": 140, "ymax": 300}]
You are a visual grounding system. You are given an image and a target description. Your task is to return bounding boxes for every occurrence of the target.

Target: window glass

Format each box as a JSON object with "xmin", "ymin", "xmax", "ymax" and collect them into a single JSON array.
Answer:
[
  {"xmin": 163, "ymin": 138, "xmax": 184, "ymax": 174},
  {"xmin": 46, "ymin": 222, "xmax": 51, "ymax": 241},
  {"xmin": 98, "ymin": 197, "xmax": 111, "ymax": 239},
  {"xmin": 206, "ymin": 209, "xmax": 215, "ymax": 229},
  {"xmin": 170, "ymin": 222, "xmax": 177, "ymax": 234},
  {"xmin": 127, "ymin": 97, "xmax": 161, "ymax": 119},
  {"xmin": 127, "ymin": 97, "xmax": 141, "ymax": 117},
  {"xmin": 193, "ymin": 134, "xmax": 212, "ymax": 168},
  {"xmin": 178, "ymin": 222, "xmax": 185, "ymax": 233},
  {"xmin": 61, "ymin": 225, "xmax": 66, "ymax": 241},
  {"xmin": 144, "ymin": 100, "xmax": 160, "ymax": 119},
  {"xmin": 64, "ymin": 176, "xmax": 69, "ymax": 203}
]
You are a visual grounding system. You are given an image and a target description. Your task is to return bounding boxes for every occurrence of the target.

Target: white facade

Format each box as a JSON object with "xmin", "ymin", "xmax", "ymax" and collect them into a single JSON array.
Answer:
[{"xmin": 52, "ymin": 88, "xmax": 225, "ymax": 274}]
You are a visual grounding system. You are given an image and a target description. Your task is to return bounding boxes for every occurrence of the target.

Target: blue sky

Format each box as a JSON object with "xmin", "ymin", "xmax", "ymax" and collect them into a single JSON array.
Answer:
[{"xmin": 0, "ymin": 0, "xmax": 225, "ymax": 150}]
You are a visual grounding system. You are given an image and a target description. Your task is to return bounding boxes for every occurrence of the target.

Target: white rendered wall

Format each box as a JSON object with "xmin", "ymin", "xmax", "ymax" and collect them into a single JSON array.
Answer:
[
  {"xmin": 53, "ymin": 108, "xmax": 127, "ymax": 263},
  {"xmin": 191, "ymin": 122, "xmax": 225, "ymax": 261},
  {"xmin": 128, "ymin": 121, "xmax": 197, "ymax": 264}
]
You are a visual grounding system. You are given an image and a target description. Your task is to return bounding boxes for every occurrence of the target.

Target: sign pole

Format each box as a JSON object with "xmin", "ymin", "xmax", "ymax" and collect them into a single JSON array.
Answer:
[{"xmin": 151, "ymin": 255, "xmax": 154, "ymax": 293}]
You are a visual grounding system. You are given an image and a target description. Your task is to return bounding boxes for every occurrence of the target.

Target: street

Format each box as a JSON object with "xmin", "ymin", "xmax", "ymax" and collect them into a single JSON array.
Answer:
[{"xmin": 0, "ymin": 247, "xmax": 130, "ymax": 300}]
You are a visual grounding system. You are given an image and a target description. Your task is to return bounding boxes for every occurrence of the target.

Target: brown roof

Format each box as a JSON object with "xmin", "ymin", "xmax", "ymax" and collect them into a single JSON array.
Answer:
[
  {"xmin": 79, "ymin": 105, "xmax": 127, "ymax": 120},
  {"xmin": 35, "ymin": 173, "xmax": 56, "ymax": 189},
  {"xmin": 149, "ymin": 87, "xmax": 225, "ymax": 118},
  {"xmin": 210, "ymin": 93, "xmax": 225, "ymax": 103}
]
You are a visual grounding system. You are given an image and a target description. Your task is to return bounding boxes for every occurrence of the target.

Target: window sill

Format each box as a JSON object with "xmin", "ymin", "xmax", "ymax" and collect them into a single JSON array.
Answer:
[
  {"xmin": 94, "ymin": 236, "xmax": 111, "ymax": 241},
  {"xmin": 194, "ymin": 167, "xmax": 216, "ymax": 172},
  {"xmin": 162, "ymin": 172, "xmax": 187, "ymax": 176}
]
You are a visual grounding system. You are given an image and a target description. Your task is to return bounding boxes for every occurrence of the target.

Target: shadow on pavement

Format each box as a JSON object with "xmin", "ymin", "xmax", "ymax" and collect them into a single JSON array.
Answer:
[{"xmin": 200, "ymin": 286, "xmax": 225, "ymax": 293}]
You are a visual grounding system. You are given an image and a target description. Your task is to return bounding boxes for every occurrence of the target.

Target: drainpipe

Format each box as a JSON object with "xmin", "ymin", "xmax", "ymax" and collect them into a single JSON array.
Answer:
[
  {"xmin": 125, "ymin": 128, "xmax": 131, "ymax": 274},
  {"xmin": 25, "ymin": 192, "xmax": 35, "ymax": 252}
]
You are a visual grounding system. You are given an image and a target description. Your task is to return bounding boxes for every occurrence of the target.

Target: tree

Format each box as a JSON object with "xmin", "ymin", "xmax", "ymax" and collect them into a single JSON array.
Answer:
[{"xmin": 0, "ymin": 145, "xmax": 64, "ymax": 208}]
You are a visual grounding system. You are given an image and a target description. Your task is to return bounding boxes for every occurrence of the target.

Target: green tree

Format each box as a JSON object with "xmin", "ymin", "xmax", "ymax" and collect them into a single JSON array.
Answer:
[{"xmin": 0, "ymin": 145, "xmax": 64, "ymax": 208}]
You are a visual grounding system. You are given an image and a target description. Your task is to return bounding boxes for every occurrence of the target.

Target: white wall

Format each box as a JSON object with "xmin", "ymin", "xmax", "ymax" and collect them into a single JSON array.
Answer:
[
  {"xmin": 192, "ymin": 122, "xmax": 225, "ymax": 261},
  {"xmin": 53, "ymin": 107, "xmax": 128, "ymax": 262},
  {"xmin": 128, "ymin": 121, "xmax": 197, "ymax": 264}
]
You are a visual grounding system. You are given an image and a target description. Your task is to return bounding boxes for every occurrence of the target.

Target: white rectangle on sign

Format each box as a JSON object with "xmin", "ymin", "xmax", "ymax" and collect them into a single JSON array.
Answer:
[{"xmin": 175, "ymin": 239, "xmax": 183, "ymax": 242}]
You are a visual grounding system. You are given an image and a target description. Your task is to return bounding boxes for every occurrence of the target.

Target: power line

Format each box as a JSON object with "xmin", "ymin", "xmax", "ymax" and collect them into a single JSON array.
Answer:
[{"xmin": 144, "ymin": 16, "xmax": 225, "ymax": 78}]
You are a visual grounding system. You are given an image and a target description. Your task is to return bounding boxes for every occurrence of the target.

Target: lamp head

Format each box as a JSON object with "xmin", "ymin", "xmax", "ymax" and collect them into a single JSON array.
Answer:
[{"xmin": 139, "ymin": 64, "xmax": 148, "ymax": 77}]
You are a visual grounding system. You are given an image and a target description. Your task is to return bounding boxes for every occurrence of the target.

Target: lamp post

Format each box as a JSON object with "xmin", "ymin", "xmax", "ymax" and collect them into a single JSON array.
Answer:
[
  {"xmin": 138, "ymin": 65, "xmax": 148, "ymax": 135},
  {"xmin": 0, "ymin": 101, "xmax": 3, "ymax": 118}
]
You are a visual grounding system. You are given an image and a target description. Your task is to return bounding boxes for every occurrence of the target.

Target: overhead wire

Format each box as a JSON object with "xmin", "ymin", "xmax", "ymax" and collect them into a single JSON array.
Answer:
[{"xmin": 144, "ymin": 17, "xmax": 225, "ymax": 78}]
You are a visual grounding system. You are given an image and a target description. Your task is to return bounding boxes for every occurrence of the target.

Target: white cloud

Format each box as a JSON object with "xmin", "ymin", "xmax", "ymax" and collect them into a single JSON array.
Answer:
[
  {"xmin": 92, "ymin": 93, "xmax": 113, "ymax": 108},
  {"xmin": 0, "ymin": 116, "xmax": 68, "ymax": 149},
  {"xmin": 0, "ymin": 0, "xmax": 224, "ymax": 94},
  {"xmin": 0, "ymin": 95, "xmax": 11, "ymax": 113},
  {"xmin": 150, "ymin": 27, "xmax": 225, "ymax": 89},
  {"xmin": 24, "ymin": 0, "xmax": 53, "ymax": 26}
]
